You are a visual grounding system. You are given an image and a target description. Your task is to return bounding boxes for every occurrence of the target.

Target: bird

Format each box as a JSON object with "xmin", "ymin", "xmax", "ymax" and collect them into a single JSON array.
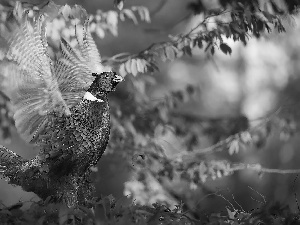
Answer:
[{"xmin": 0, "ymin": 4, "xmax": 123, "ymax": 207}]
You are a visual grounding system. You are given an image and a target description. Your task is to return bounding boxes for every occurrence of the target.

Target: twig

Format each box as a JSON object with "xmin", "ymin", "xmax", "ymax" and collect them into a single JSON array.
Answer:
[
  {"xmin": 250, "ymin": 196, "xmax": 264, "ymax": 205},
  {"xmin": 215, "ymin": 193, "xmax": 235, "ymax": 210},
  {"xmin": 175, "ymin": 135, "xmax": 235, "ymax": 160},
  {"xmin": 108, "ymin": 52, "xmax": 132, "ymax": 60},
  {"xmin": 248, "ymin": 186, "xmax": 266, "ymax": 204},
  {"xmin": 232, "ymin": 194, "xmax": 244, "ymax": 211},
  {"xmin": 185, "ymin": 9, "xmax": 229, "ymax": 36},
  {"xmin": 229, "ymin": 163, "xmax": 300, "ymax": 174}
]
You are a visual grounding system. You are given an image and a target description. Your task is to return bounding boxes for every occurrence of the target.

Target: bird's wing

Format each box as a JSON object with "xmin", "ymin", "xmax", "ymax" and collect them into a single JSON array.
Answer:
[
  {"xmin": 0, "ymin": 13, "xmax": 70, "ymax": 143},
  {"xmin": 55, "ymin": 5, "xmax": 104, "ymax": 108},
  {"xmin": 79, "ymin": 18, "xmax": 103, "ymax": 73},
  {"xmin": 54, "ymin": 38, "xmax": 92, "ymax": 107}
]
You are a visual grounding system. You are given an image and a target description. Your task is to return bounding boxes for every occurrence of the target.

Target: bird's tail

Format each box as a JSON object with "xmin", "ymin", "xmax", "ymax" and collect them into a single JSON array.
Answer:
[{"xmin": 0, "ymin": 145, "xmax": 24, "ymax": 177}]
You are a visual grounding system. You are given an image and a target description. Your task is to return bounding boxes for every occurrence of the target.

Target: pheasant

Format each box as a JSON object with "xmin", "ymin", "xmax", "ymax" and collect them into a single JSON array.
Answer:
[{"xmin": 0, "ymin": 5, "xmax": 123, "ymax": 207}]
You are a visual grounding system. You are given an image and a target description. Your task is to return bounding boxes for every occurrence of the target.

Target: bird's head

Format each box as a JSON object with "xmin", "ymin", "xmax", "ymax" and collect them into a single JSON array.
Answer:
[{"xmin": 89, "ymin": 71, "xmax": 123, "ymax": 93}]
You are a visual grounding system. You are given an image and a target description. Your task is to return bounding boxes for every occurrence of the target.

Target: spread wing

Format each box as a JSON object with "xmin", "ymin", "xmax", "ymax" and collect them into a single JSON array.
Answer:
[
  {"xmin": 0, "ymin": 13, "xmax": 70, "ymax": 143},
  {"xmin": 0, "ymin": 5, "xmax": 104, "ymax": 144},
  {"xmin": 55, "ymin": 5, "xmax": 104, "ymax": 108}
]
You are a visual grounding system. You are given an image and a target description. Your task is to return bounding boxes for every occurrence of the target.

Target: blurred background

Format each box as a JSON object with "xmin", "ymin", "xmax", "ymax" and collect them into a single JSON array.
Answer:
[{"xmin": 1, "ymin": 0, "xmax": 300, "ymax": 218}]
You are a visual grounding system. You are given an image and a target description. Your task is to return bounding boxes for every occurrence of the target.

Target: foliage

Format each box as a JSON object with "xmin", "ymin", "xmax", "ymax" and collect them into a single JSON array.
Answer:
[
  {"xmin": 1, "ymin": 196, "xmax": 300, "ymax": 224},
  {"xmin": 0, "ymin": 0, "xmax": 300, "ymax": 224},
  {"xmin": 111, "ymin": 0, "xmax": 296, "ymax": 77}
]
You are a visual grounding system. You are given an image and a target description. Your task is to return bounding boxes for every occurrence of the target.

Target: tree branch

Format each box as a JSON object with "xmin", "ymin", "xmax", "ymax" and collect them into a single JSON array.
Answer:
[{"xmin": 229, "ymin": 163, "xmax": 300, "ymax": 174}]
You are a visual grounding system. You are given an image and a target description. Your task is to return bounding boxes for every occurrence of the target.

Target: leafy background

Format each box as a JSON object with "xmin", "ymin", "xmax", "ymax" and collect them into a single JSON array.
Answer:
[{"xmin": 1, "ymin": 0, "xmax": 300, "ymax": 222}]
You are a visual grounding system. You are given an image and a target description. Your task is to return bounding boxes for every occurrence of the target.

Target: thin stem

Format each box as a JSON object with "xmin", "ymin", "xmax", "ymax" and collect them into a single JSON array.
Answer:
[{"xmin": 229, "ymin": 163, "xmax": 300, "ymax": 174}]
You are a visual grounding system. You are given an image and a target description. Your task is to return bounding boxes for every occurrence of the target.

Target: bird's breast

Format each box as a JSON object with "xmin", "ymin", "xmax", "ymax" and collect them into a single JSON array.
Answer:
[{"xmin": 39, "ymin": 98, "xmax": 111, "ymax": 176}]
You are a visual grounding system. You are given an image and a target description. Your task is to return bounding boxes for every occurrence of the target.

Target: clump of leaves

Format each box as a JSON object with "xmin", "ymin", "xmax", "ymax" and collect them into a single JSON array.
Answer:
[{"xmin": 1, "ymin": 196, "xmax": 300, "ymax": 225}]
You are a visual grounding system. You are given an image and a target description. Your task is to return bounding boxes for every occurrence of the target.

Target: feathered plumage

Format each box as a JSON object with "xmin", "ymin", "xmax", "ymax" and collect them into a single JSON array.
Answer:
[{"xmin": 0, "ymin": 4, "xmax": 123, "ymax": 207}]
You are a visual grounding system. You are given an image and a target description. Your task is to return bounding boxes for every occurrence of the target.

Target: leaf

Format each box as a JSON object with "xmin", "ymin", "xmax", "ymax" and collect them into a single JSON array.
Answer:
[
  {"xmin": 40, "ymin": 0, "xmax": 61, "ymax": 22},
  {"xmin": 133, "ymin": 6, "xmax": 151, "ymax": 23},
  {"xmin": 237, "ymin": 2, "xmax": 244, "ymax": 9},
  {"xmin": 197, "ymin": 39, "xmax": 203, "ymax": 48},
  {"xmin": 95, "ymin": 26, "xmax": 105, "ymax": 39},
  {"xmin": 60, "ymin": 4, "xmax": 72, "ymax": 20},
  {"xmin": 160, "ymin": 50, "xmax": 167, "ymax": 62},
  {"xmin": 244, "ymin": 10, "xmax": 252, "ymax": 25},
  {"xmin": 106, "ymin": 11, "xmax": 119, "ymax": 27},
  {"xmin": 262, "ymin": 10, "xmax": 275, "ymax": 21},
  {"xmin": 130, "ymin": 58, "xmax": 138, "ymax": 76},
  {"xmin": 240, "ymin": 34, "xmax": 247, "ymax": 45},
  {"xmin": 119, "ymin": 12, "xmax": 125, "ymax": 21},
  {"xmin": 125, "ymin": 59, "xmax": 132, "ymax": 73},
  {"xmin": 216, "ymin": 170, "xmax": 222, "ymax": 178},
  {"xmin": 256, "ymin": 20, "xmax": 264, "ymax": 32},
  {"xmin": 136, "ymin": 58, "xmax": 147, "ymax": 73},
  {"xmin": 284, "ymin": 15, "xmax": 296, "ymax": 28},
  {"xmin": 68, "ymin": 4, "xmax": 88, "ymax": 21},
  {"xmin": 228, "ymin": 139, "xmax": 239, "ymax": 155},
  {"xmin": 210, "ymin": 46, "xmax": 215, "ymax": 55},
  {"xmin": 114, "ymin": 0, "xmax": 124, "ymax": 10},
  {"xmin": 121, "ymin": 9, "xmax": 138, "ymax": 24},
  {"xmin": 13, "ymin": 2, "xmax": 24, "ymax": 22},
  {"xmin": 177, "ymin": 41, "xmax": 185, "ymax": 50},
  {"xmin": 230, "ymin": 22, "xmax": 244, "ymax": 34},
  {"xmin": 165, "ymin": 46, "xmax": 176, "ymax": 61},
  {"xmin": 204, "ymin": 42, "xmax": 212, "ymax": 52},
  {"xmin": 142, "ymin": 7, "xmax": 151, "ymax": 23},
  {"xmin": 119, "ymin": 63, "xmax": 127, "ymax": 77},
  {"xmin": 132, "ymin": 6, "xmax": 144, "ymax": 21},
  {"xmin": 254, "ymin": 11, "xmax": 269, "ymax": 22},
  {"xmin": 89, "ymin": 22, "xmax": 96, "ymax": 32},
  {"xmin": 147, "ymin": 62, "xmax": 159, "ymax": 73},
  {"xmin": 226, "ymin": 207, "xmax": 237, "ymax": 220},
  {"xmin": 220, "ymin": 43, "xmax": 232, "ymax": 55},
  {"xmin": 240, "ymin": 131, "xmax": 252, "ymax": 144},
  {"xmin": 183, "ymin": 46, "xmax": 192, "ymax": 56},
  {"xmin": 151, "ymin": 62, "xmax": 159, "ymax": 71}
]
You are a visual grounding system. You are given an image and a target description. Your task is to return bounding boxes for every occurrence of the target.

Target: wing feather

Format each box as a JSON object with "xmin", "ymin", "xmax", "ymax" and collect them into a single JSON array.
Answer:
[
  {"xmin": 54, "ymin": 8, "xmax": 104, "ymax": 108},
  {"xmin": 1, "ymin": 5, "xmax": 105, "ymax": 144},
  {"xmin": 1, "ymin": 14, "xmax": 70, "ymax": 143}
]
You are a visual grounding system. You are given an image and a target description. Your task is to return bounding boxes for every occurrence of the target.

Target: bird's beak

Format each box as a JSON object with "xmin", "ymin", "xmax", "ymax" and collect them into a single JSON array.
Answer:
[{"xmin": 113, "ymin": 74, "xmax": 124, "ymax": 83}]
